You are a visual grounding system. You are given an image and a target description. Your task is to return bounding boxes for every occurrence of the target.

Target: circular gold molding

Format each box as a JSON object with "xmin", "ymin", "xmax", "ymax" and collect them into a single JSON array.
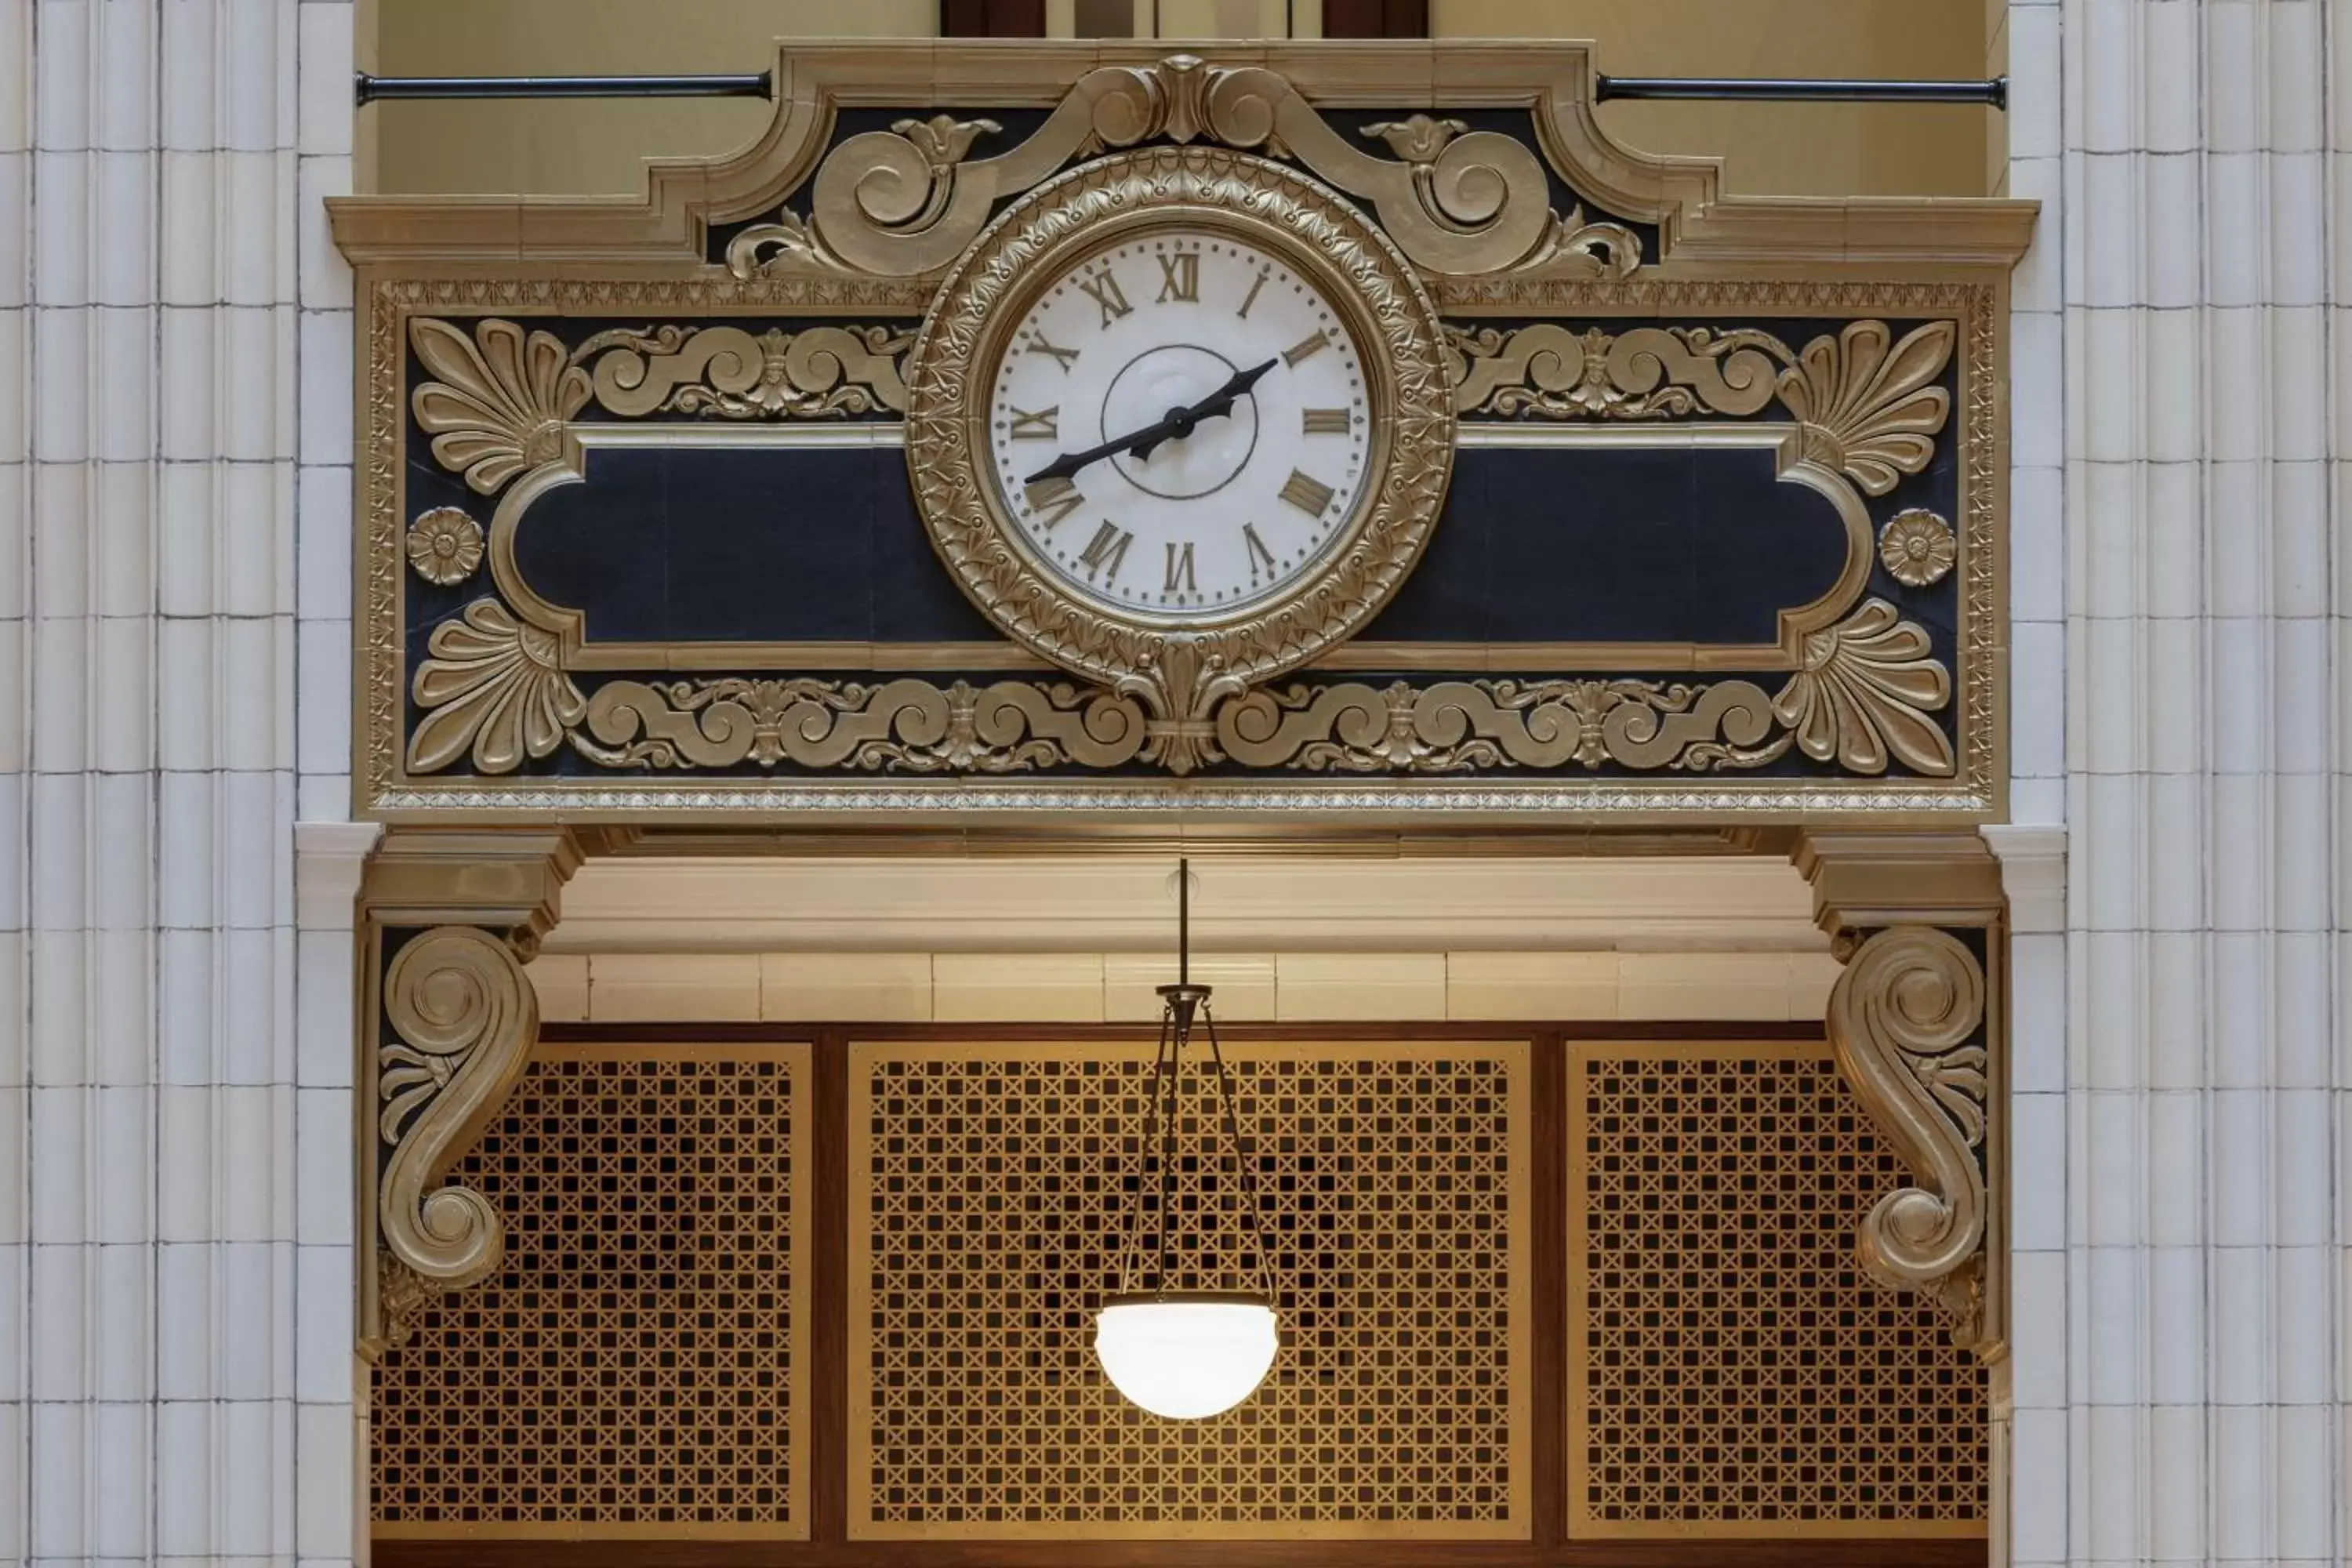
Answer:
[{"xmin": 903, "ymin": 145, "xmax": 1455, "ymax": 736}]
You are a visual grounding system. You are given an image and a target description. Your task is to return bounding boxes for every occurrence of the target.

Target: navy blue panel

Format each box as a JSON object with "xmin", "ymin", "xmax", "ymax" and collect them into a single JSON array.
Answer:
[
  {"xmin": 1364, "ymin": 444, "xmax": 1849, "ymax": 646},
  {"xmin": 508, "ymin": 445, "xmax": 1000, "ymax": 646}
]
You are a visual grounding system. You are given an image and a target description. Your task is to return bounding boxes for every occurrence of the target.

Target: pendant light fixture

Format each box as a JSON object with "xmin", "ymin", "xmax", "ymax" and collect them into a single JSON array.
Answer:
[{"xmin": 1094, "ymin": 860, "xmax": 1279, "ymax": 1421}]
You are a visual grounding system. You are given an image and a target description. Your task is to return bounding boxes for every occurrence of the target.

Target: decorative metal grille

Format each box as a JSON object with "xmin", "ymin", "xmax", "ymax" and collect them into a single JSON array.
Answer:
[
  {"xmin": 1567, "ymin": 1044, "xmax": 1987, "ymax": 1537},
  {"xmin": 850, "ymin": 1040, "xmax": 1530, "ymax": 1539},
  {"xmin": 372, "ymin": 1045, "xmax": 810, "ymax": 1538}
]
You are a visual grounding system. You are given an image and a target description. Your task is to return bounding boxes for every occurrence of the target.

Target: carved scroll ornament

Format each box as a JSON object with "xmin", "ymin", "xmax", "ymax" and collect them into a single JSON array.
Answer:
[
  {"xmin": 579, "ymin": 322, "xmax": 912, "ymax": 418},
  {"xmin": 1215, "ymin": 597, "xmax": 1951, "ymax": 779},
  {"xmin": 1824, "ymin": 925, "xmax": 1990, "ymax": 1350},
  {"xmin": 376, "ymin": 924, "xmax": 540, "ymax": 1349},
  {"xmin": 1450, "ymin": 318, "xmax": 1957, "ymax": 498},
  {"xmin": 735, "ymin": 56, "xmax": 1594, "ymax": 279}
]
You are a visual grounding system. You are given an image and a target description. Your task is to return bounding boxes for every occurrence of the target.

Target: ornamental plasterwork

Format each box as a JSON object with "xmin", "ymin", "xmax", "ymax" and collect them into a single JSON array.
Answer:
[
  {"xmin": 727, "ymin": 56, "xmax": 1610, "ymax": 281},
  {"xmin": 393, "ymin": 306, "xmax": 1964, "ymax": 782},
  {"xmin": 346, "ymin": 46, "xmax": 2016, "ymax": 816}
]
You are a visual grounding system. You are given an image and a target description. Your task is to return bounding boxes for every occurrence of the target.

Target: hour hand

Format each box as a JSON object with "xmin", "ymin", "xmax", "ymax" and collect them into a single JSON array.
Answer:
[{"xmin": 1025, "ymin": 428, "xmax": 1142, "ymax": 486}]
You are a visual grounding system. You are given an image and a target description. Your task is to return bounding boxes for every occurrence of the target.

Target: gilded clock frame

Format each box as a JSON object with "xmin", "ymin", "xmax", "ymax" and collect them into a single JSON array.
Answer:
[{"xmin": 903, "ymin": 144, "xmax": 1455, "ymax": 742}]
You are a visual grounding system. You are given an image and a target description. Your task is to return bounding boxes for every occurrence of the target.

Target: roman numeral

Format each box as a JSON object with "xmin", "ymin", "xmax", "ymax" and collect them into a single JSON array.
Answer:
[
  {"xmin": 1077, "ymin": 269, "xmax": 1132, "ymax": 328},
  {"xmin": 1282, "ymin": 328, "xmax": 1330, "ymax": 367},
  {"xmin": 1078, "ymin": 521, "xmax": 1133, "ymax": 581},
  {"xmin": 1023, "ymin": 476, "xmax": 1084, "ymax": 530},
  {"xmin": 1237, "ymin": 266, "xmax": 1270, "ymax": 320},
  {"xmin": 1301, "ymin": 407, "xmax": 1351, "ymax": 435},
  {"xmin": 1279, "ymin": 470, "xmax": 1335, "ymax": 517},
  {"xmin": 1156, "ymin": 252, "xmax": 1199, "ymax": 303},
  {"xmin": 1243, "ymin": 522, "xmax": 1276, "ymax": 575},
  {"xmin": 1007, "ymin": 405, "xmax": 1059, "ymax": 441},
  {"xmin": 1164, "ymin": 541, "xmax": 1196, "ymax": 593},
  {"xmin": 1025, "ymin": 334, "xmax": 1081, "ymax": 372}
]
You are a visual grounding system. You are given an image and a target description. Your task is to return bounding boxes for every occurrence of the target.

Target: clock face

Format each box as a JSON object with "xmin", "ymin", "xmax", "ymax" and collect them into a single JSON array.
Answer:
[{"xmin": 984, "ymin": 230, "xmax": 1372, "ymax": 621}]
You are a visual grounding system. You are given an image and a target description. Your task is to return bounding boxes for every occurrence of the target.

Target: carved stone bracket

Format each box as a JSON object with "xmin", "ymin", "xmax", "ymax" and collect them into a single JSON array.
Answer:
[
  {"xmin": 358, "ymin": 829, "xmax": 583, "ymax": 1359},
  {"xmin": 1794, "ymin": 830, "xmax": 2005, "ymax": 1360}
]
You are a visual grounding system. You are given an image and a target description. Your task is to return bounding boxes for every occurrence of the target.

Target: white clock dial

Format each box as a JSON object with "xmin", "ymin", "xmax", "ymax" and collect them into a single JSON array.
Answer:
[{"xmin": 985, "ymin": 231, "xmax": 1372, "ymax": 620}]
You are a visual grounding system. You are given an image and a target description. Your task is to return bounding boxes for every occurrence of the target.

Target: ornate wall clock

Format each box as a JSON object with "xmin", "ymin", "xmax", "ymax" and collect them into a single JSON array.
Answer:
[{"xmin": 904, "ymin": 145, "xmax": 1455, "ymax": 771}]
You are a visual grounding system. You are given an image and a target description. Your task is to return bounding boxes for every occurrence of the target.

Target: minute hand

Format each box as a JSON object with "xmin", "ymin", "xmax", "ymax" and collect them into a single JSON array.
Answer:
[{"xmin": 1023, "ymin": 358, "xmax": 1279, "ymax": 485}]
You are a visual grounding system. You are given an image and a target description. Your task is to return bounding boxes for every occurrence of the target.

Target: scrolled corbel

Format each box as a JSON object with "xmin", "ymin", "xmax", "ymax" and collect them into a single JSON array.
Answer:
[
  {"xmin": 1824, "ymin": 923, "xmax": 1991, "ymax": 1350},
  {"xmin": 372, "ymin": 924, "xmax": 539, "ymax": 1349}
]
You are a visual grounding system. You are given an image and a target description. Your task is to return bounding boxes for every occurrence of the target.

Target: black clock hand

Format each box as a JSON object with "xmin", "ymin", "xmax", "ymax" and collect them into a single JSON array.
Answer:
[
  {"xmin": 1025, "ymin": 358, "xmax": 1279, "ymax": 485},
  {"xmin": 1126, "ymin": 358, "xmax": 1277, "ymax": 461}
]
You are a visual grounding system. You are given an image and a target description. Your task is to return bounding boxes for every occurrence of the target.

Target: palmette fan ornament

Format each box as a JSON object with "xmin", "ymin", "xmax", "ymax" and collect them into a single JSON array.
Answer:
[{"xmin": 1094, "ymin": 861, "xmax": 1279, "ymax": 1420}]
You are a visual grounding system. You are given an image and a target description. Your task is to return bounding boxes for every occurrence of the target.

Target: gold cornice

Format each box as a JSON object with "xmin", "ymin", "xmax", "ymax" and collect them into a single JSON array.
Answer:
[
  {"xmin": 1792, "ymin": 829, "xmax": 2004, "ymax": 934},
  {"xmin": 329, "ymin": 42, "xmax": 2035, "ymax": 274}
]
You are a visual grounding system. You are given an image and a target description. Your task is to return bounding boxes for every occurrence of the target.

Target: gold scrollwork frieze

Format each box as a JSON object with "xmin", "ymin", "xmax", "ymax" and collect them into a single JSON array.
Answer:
[
  {"xmin": 752, "ymin": 56, "xmax": 1588, "ymax": 279},
  {"xmin": 573, "ymin": 676, "xmax": 1148, "ymax": 773},
  {"xmin": 1214, "ymin": 593, "xmax": 1953, "ymax": 779},
  {"xmin": 578, "ymin": 322, "xmax": 913, "ymax": 419},
  {"xmin": 1450, "ymin": 318, "xmax": 1955, "ymax": 499}
]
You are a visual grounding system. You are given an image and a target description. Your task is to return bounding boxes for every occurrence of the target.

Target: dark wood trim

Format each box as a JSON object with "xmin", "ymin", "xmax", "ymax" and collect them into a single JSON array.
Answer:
[
  {"xmin": 375, "ymin": 1539, "xmax": 1987, "ymax": 1566},
  {"xmin": 940, "ymin": 0, "xmax": 1047, "ymax": 36},
  {"xmin": 539, "ymin": 1021, "xmax": 1827, "ymax": 1045},
  {"xmin": 1527, "ymin": 1031, "xmax": 1566, "ymax": 1551},
  {"xmin": 808, "ymin": 1029, "xmax": 850, "ymax": 1544},
  {"xmin": 397, "ymin": 1017, "xmax": 1980, "ymax": 1568}
]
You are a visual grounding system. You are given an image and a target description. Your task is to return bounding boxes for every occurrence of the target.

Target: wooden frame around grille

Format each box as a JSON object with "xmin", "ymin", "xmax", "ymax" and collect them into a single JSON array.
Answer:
[
  {"xmin": 847, "ymin": 1037, "xmax": 1535, "ymax": 1541},
  {"xmin": 372, "ymin": 1042, "xmax": 814, "ymax": 1541}
]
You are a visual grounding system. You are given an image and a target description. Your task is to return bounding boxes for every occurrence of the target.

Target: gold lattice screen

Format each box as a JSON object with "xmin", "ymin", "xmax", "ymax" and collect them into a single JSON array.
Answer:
[
  {"xmin": 372, "ymin": 1044, "xmax": 811, "ymax": 1539},
  {"xmin": 1568, "ymin": 1043, "xmax": 1987, "ymax": 1537},
  {"xmin": 851, "ymin": 1040, "xmax": 1532, "ymax": 1540}
]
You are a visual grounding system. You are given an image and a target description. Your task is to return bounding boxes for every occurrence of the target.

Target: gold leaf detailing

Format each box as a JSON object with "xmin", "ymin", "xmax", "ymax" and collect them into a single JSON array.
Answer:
[
  {"xmin": 408, "ymin": 599, "xmax": 586, "ymax": 775},
  {"xmin": 378, "ymin": 924, "xmax": 539, "ymax": 1295},
  {"xmin": 804, "ymin": 57, "xmax": 1559, "ymax": 276},
  {"xmin": 1825, "ymin": 925, "xmax": 1989, "ymax": 1348},
  {"xmin": 1508, "ymin": 206, "xmax": 1644, "ymax": 280},
  {"xmin": 376, "ymin": 1250, "xmax": 437, "ymax": 1355},
  {"xmin": 1363, "ymin": 114, "xmax": 1468, "ymax": 162},
  {"xmin": 1777, "ymin": 320, "xmax": 1955, "ymax": 495},
  {"xmin": 573, "ymin": 677, "xmax": 1149, "ymax": 772},
  {"xmin": 404, "ymin": 506, "xmax": 485, "ymax": 586},
  {"xmin": 1448, "ymin": 323, "xmax": 1784, "ymax": 419},
  {"xmin": 895, "ymin": 112, "xmax": 1000, "ymax": 169},
  {"xmin": 409, "ymin": 318, "xmax": 590, "ymax": 494},
  {"xmin": 1878, "ymin": 507, "xmax": 1956, "ymax": 588},
  {"xmin": 1772, "ymin": 598, "xmax": 1954, "ymax": 776},
  {"xmin": 579, "ymin": 323, "xmax": 912, "ymax": 419},
  {"xmin": 723, "ymin": 209, "xmax": 855, "ymax": 278},
  {"xmin": 904, "ymin": 145, "xmax": 1453, "ymax": 739},
  {"xmin": 1218, "ymin": 677, "xmax": 1789, "ymax": 773}
]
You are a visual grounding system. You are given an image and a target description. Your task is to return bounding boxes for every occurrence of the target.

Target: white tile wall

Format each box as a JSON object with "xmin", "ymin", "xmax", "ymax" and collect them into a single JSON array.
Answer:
[
  {"xmin": 2005, "ymin": 0, "xmax": 2350, "ymax": 1561},
  {"xmin": 5, "ymin": 1, "xmax": 362, "ymax": 1562}
]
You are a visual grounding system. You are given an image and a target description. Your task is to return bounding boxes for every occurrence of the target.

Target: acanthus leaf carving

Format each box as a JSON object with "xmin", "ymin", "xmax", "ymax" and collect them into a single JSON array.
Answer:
[
  {"xmin": 573, "ymin": 675, "xmax": 1149, "ymax": 772},
  {"xmin": 1824, "ymin": 924, "xmax": 1990, "ymax": 1350},
  {"xmin": 1218, "ymin": 677, "xmax": 1791, "ymax": 774},
  {"xmin": 409, "ymin": 318, "xmax": 590, "ymax": 494},
  {"xmin": 797, "ymin": 56, "xmax": 1572, "ymax": 278},
  {"xmin": 408, "ymin": 598, "xmax": 586, "ymax": 776},
  {"xmin": 1449, "ymin": 321, "xmax": 1784, "ymax": 419},
  {"xmin": 579, "ymin": 322, "xmax": 913, "ymax": 418},
  {"xmin": 1772, "ymin": 598, "xmax": 1955, "ymax": 777},
  {"xmin": 376, "ymin": 925, "xmax": 539, "ymax": 1302}
]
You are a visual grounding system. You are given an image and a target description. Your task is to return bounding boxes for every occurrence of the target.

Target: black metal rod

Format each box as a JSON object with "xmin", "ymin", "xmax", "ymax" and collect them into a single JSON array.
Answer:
[
  {"xmin": 1597, "ymin": 73, "xmax": 2006, "ymax": 109},
  {"xmin": 355, "ymin": 71, "xmax": 772, "ymax": 106}
]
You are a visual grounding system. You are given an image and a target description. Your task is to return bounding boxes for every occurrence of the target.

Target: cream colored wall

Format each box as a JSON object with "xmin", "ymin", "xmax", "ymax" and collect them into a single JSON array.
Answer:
[
  {"xmin": 525, "ymin": 949, "xmax": 1843, "ymax": 1025},
  {"xmin": 370, "ymin": 0, "xmax": 1998, "ymax": 198}
]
